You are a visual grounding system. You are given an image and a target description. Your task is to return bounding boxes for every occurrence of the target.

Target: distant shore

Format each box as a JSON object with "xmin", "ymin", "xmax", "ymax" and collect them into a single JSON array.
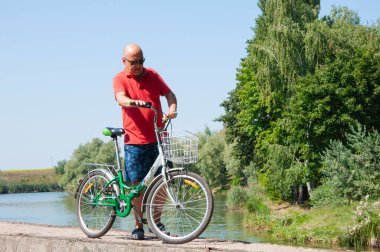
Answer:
[{"xmin": 0, "ymin": 168, "xmax": 62, "ymax": 194}]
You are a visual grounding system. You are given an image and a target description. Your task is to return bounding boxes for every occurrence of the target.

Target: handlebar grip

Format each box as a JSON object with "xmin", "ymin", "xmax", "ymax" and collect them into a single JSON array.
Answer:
[
  {"xmin": 144, "ymin": 102, "xmax": 152, "ymax": 108},
  {"xmin": 130, "ymin": 101, "xmax": 152, "ymax": 108}
]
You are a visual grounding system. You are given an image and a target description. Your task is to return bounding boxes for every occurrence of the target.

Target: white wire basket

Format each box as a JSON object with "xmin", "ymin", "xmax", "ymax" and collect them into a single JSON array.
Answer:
[{"xmin": 159, "ymin": 130, "xmax": 199, "ymax": 164}]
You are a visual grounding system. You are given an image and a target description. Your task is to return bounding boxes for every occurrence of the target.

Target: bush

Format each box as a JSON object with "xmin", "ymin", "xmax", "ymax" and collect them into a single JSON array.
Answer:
[
  {"xmin": 225, "ymin": 186, "xmax": 247, "ymax": 209},
  {"xmin": 245, "ymin": 193, "xmax": 271, "ymax": 229},
  {"xmin": 309, "ymin": 182, "xmax": 348, "ymax": 207},
  {"xmin": 262, "ymin": 144, "xmax": 307, "ymax": 202},
  {"xmin": 348, "ymin": 196, "xmax": 380, "ymax": 248},
  {"xmin": 197, "ymin": 130, "xmax": 227, "ymax": 188},
  {"xmin": 321, "ymin": 123, "xmax": 380, "ymax": 201},
  {"xmin": 54, "ymin": 160, "xmax": 67, "ymax": 175},
  {"xmin": 0, "ymin": 181, "xmax": 8, "ymax": 194},
  {"xmin": 246, "ymin": 195, "xmax": 270, "ymax": 214}
]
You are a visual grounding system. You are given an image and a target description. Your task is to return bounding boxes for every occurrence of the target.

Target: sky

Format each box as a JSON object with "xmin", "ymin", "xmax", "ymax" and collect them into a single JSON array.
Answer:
[{"xmin": 0, "ymin": 0, "xmax": 379, "ymax": 170}]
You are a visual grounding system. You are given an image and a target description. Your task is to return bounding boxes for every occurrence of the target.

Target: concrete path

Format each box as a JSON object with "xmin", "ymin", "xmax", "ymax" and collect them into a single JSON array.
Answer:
[{"xmin": 0, "ymin": 221, "xmax": 351, "ymax": 252}]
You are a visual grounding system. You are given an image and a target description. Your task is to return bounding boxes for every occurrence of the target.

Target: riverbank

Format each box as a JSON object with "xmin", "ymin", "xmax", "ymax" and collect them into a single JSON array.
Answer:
[
  {"xmin": 0, "ymin": 168, "xmax": 62, "ymax": 194},
  {"xmin": 0, "ymin": 221, "xmax": 342, "ymax": 252}
]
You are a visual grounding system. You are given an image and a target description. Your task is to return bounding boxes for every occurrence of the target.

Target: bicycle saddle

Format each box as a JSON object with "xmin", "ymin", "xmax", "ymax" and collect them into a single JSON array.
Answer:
[{"xmin": 103, "ymin": 127, "xmax": 125, "ymax": 138}]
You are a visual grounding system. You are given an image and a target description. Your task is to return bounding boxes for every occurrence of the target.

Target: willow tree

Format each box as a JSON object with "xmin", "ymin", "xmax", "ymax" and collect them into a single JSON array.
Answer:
[
  {"xmin": 219, "ymin": 0, "xmax": 320, "ymax": 185},
  {"xmin": 220, "ymin": 2, "xmax": 380, "ymax": 202},
  {"xmin": 281, "ymin": 7, "xmax": 380, "ymax": 187}
]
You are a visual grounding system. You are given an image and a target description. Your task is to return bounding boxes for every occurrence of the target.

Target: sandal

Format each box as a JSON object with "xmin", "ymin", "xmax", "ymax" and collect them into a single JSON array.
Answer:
[{"xmin": 131, "ymin": 228, "xmax": 145, "ymax": 240}]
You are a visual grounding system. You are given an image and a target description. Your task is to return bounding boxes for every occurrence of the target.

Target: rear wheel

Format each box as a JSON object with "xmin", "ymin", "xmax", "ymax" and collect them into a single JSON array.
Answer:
[
  {"xmin": 146, "ymin": 171, "xmax": 213, "ymax": 244},
  {"xmin": 76, "ymin": 170, "xmax": 116, "ymax": 238}
]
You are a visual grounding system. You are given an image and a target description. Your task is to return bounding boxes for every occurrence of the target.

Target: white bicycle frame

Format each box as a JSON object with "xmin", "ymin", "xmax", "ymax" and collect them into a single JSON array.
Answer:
[{"xmin": 111, "ymin": 104, "xmax": 178, "ymax": 205}]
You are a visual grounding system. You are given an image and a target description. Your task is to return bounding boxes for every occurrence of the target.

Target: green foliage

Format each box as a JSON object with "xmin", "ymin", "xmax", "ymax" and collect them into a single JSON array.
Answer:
[
  {"xmin": 309, "ymin": 181, "xmax": 348, "ymax": 207},
  {"xmin": 219, "ymin": 1, "xmax": 380, "ymax": 203},
  {"xmin": 59, "ymin": 138, "xmax": 117, "ymax": 195},
  {"xmin": 54, "ymin": 160, "xmax": 67, "ymax": 175},
  {"xmin": 261, "ymin": 144, "xmax": 307, "ymax": 200},
  {"xmin": 244, "ymin": 194, "xmax": 271, "ymax": 230},
  {"xmin": 324, "ymin": 6, "xmax": 360, "ymax": 25},
  {"xmin": 223, "ymin": 141, "xmax": 245, "ymax": 185},
  {"xmin": 3, "ymin": 182, "xmax": 62, "ymax": 193},
  {"xmin": 347, "ymin": 196, "xmax": 380, "ymax": 248},
  {"xmin": 197, "ymin": 129, "xmax": 228, "ymax": 188},
  {"xmin": 0, "ymin": 178, "xmax": 6, "ymax": 194},
  {"xmin": 246, "ymin": 194, "xmax": 270, "ymax": 215},
  {"xmin": 225, "ymin": 186, "xmax": 247, "ymax": 210},
  {"xmin": 321, "ymin": 124, "xmax": 380, "ymax": 202},
  {"xmin": 0, "ymin": 169, "xmax": 62, "ymax": 194},
  {"xmin": 267, "ymin": 205, "xmax": 357, "ymax": 244}
]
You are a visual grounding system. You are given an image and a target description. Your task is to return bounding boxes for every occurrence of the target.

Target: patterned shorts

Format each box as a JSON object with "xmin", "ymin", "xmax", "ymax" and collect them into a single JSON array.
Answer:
[{"xmin": 124, "ymin": 143, "xmax": 160, "ymax": 182}]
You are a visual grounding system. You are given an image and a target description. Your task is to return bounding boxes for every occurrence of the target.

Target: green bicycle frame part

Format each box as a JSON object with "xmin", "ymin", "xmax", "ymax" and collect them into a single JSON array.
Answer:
[
  {"xmin": 90, "ymin": 169, "xmax": 147, "ymax": 218},
  {"xmin": 92, "ymin": 105, "xmax": 170, "ymax": 218}
]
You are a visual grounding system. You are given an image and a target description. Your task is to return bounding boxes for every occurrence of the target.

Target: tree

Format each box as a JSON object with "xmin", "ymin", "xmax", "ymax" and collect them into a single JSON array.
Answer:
[
  {"xmin": 219, "ymin": 0, "xmax": 320, "ymax": 201},
  {"xmin": 220, "ymin": 3, "xmax": 380, "ymax": 202},
  {"xmin": 59, "ymin": 138, "xmax": 117, "ymax": 194},
  {"xmin": 320, "ymin": 124, "xmax": 380, "ymax": 202},
  {"xmin": 196, "ymin": 129, "xmax": 228, "ymax": 189},
  {"xmin": 279, "ymin": 6, "xmax": 380, "ymax": 184},
  {"xmin": 54, "ymin": 160, "xmax": 67, "ymax": 175}
]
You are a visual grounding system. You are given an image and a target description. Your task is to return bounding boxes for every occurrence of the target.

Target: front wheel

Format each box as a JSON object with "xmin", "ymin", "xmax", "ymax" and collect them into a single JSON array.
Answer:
[
  {"xmin": 146, "ymin": 171, "xmax": 213, "ymax": 244},
  {"xmin": 76, "ymin": 170, "xmax": 116, "ymax": 238}
]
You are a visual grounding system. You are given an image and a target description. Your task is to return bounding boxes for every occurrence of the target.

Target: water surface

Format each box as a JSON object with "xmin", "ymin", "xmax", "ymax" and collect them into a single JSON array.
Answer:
[
  {"xmin": 0, "ymin": 192, "xmax": 261, "ymax": 242},
  {"xmin": 2, "ymin": 192, "xmax": 376, "ymax": 251}
]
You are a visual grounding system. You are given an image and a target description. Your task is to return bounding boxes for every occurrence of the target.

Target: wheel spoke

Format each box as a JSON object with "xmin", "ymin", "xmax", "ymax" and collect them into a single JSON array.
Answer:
[
  {"xmin": 147, "ymin": 172, "xmax": 213, "ymax": 243},
  {"xmin": 76, "ymin": 172, "xmax": 115, "ymax": 238}
]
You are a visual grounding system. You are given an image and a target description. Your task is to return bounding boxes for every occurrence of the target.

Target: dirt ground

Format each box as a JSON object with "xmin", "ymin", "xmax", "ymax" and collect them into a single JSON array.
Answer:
[{"xmin": 0, "ymin": 221, "xmax": 352, "ymax": 252}]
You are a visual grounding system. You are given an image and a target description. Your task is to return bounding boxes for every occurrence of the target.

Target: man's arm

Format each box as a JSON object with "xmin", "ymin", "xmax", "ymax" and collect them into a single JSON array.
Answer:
[
  {"xmin": 115, "ymin": 92, "xmax": 146, "ymax": 107},
  {"xmin": 165, "ymin": 91, "xmax": 177, "ymax": 118}
]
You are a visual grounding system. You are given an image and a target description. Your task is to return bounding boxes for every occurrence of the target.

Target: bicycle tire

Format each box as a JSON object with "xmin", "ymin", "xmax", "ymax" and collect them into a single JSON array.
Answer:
[
  {"xmin": 146, "ymin": 170, "xmax": 213, "ymax": 244},
  {"xmin": 76, "ymin": 170, "xmax": 116, "ymax": 238}
]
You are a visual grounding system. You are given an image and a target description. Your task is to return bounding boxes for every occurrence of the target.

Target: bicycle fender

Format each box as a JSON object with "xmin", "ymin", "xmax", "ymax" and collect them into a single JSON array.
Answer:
[
  {"xmin": 141, "ymin": 168, "xmax": 185, "ymax": 214},
  {"xmin": 85, "ymin": 168, "xmax": 120, "ymax": 196}
]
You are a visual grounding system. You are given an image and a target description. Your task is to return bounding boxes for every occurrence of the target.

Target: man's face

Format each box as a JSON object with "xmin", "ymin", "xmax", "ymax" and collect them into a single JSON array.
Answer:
[{"xmin": 123, "ymin": 51, "xmax": 145, "ymax": 77}]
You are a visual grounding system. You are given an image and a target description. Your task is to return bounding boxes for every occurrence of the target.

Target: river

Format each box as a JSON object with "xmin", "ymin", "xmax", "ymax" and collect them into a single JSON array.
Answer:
[
  {"xmin": 2, "ymin": 192, "xmax": 378, "ymax": 251},
  {"xmin": 0, "ymin": 191, "xmax": 263, "ymax": 242}
]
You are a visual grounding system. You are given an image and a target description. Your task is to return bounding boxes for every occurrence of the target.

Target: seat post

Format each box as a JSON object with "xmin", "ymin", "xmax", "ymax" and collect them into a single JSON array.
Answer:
[{"xmin": 113, "ymin": 137, "xmax": 122, "ymax": 171}]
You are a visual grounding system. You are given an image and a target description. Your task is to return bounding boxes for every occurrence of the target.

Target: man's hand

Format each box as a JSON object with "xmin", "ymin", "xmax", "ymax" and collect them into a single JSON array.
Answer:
[
  {"xmin": 115, "ymin": 92, "xmax": 146, "ymax": 108},
  {"xmin": 162, "ymin": 111, "xmax": 177, "ymax": 123},
  {"xmin": 129, "ymin": 100, "xmax": 146, "ymax": 106},
  {"xmin": 168, "ymin": 110, "xmax": 177, "ymax": 118}
]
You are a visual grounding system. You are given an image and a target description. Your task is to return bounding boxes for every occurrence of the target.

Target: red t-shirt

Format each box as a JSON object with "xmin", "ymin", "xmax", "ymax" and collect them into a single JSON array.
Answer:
[{"xmin": 113, "ymin": 68, "xmax": 171, "ymax": 144}]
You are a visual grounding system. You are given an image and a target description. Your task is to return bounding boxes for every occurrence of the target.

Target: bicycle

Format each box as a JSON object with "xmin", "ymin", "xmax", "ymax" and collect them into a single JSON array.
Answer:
[{"xmin": 74, "ymin": 102, "xmax": 214, "ymax": 244}]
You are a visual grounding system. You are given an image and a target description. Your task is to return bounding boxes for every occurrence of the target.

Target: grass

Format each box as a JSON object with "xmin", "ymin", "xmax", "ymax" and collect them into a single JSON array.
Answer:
[
  {"xmin": 226, "ymin": 185, "xmax": 366, "ymax": 248},
  {"xmin": 0, "ymin": 168, "xmax": 62, "ymax": 193},
  {"xmin": 268, "ymin": 204, "xmax": 356, "ymax": 244},
  {"xmin": 0, "ymin": 168, "xmax": 60, "ymax": 184}
]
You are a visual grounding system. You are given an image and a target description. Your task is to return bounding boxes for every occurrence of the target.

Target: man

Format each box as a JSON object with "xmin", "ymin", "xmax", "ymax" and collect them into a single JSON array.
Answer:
[{"xmin": 113, "ymin": 43, "xmax": 177, "ymax": 240}]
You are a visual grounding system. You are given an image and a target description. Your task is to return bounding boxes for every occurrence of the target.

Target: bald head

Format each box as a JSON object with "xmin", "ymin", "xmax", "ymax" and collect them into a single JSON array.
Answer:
[
  {"xmin": 123, "ymin": 43, "xmax": 143, "ymax": 59},
  {"xmin": 122, "ymin": 43, "xmax": 145, "ymax": 77}
]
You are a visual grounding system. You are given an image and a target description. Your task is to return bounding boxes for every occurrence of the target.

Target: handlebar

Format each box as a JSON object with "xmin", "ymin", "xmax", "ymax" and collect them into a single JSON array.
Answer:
[
  {"xmin": 129, "ymin": 101, "xmax": 152, "ymax": 108},
  {"xmin": 129, "ymin": 101, "xmax": 172, "ymax": 131}
]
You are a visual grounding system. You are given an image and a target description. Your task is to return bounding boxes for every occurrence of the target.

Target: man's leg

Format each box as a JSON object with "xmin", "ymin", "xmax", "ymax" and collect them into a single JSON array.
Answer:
[
  {"xmin": 124, "ymin": 144, "xmax": 146, "ymax": 239},
  {"xmin": 132, "ymin": 181, "xmax": 144, "ymax": 229}
]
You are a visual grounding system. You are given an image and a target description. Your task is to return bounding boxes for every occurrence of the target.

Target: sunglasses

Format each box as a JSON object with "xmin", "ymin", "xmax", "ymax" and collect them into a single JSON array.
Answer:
[{"xmin": 124, "ymin": 57, "xmax": 145, "ymax": 66}]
